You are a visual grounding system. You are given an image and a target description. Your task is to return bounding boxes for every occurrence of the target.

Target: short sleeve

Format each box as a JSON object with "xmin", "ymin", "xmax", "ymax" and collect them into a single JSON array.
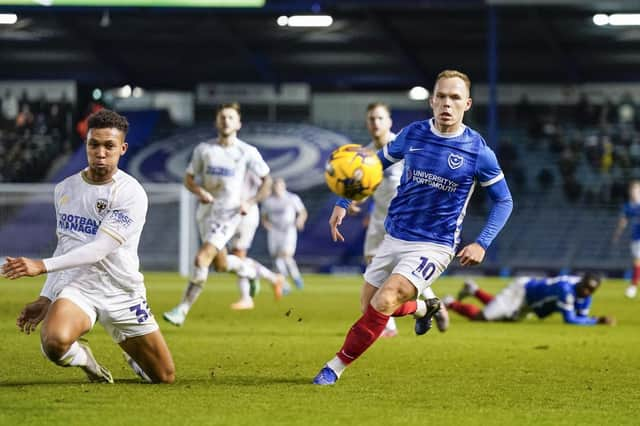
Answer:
[
  {"xmin": 185, "ymin": 144, "xmax": 203, "ymax": 176},
  {"xmin": 623, "ymin": 203, "xmax": 632, "ymax": 218},
  {"xmin": 100, "ymin": 182, "xmax": 147, "ymax": 244},
  {"xmin": 382, "ymin": 126, "xmax": 409, "ymax": 164},
  {"xmin": 475, "ymin": 143, "xmax": 505, "ymax": 187},
  {"xmin": 248, "ymin": 147, "xmax": 270, "ymax": 178}
]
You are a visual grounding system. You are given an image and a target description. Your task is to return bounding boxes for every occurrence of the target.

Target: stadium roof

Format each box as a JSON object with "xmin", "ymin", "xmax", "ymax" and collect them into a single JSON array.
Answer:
[{"xmin": 1, "ymin": 0, "xmax": 639, "ymax": 90}]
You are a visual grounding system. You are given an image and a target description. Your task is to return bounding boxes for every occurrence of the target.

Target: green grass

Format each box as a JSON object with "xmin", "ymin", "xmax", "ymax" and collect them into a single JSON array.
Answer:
[{"xmin": 1, "ymin": 273, "xmax": 639, "ymax": 425}]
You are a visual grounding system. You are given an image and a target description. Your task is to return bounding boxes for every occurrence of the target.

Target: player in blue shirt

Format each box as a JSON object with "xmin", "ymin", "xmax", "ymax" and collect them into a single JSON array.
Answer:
[
  {"xmin": 443, "ymin": 274, "xmax": 615, "ymax": 325},
  {"xmin": 313, "ymin": 70, "xmax": 514, "ymax": 385},
  {"xmin": 612, "ymin": 180, "xmax": 640, "ymax": 298}
]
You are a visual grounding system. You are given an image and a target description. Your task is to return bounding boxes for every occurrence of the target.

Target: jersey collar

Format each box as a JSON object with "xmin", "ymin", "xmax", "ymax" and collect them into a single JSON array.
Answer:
[{"xmin": 429, "ymin": 118, "xmax": 466, "ymax": 139}]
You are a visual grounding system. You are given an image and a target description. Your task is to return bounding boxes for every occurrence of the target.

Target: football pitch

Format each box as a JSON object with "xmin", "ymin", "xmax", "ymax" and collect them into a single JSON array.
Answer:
[{"xmin": 1, "ymin": 273, "xmax": 638, "ymax": 426}]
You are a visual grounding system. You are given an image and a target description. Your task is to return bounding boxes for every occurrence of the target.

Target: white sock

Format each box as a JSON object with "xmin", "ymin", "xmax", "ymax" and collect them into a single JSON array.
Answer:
[
  {"xmin": 327, "ymin": 356, "xmax": 347, "ymax": 378},
  {"xmin": 422, "ymin": 286, "xmax": 436, "ymax": 299},
  {"xmin": 179, "ymin": 281, "xmax": 203, "ymax": 313},
  {"xmin": 126, "ymin": 354, "xmax": 152, "ymax": 383},
  {"xmin": 59, "ymin": 342, "xmax": 88, "ymax": 367},
  {"xmin": 237, "ymin": 277, "xmax": 251, "ymax": 301},
  {"xmin": 274, "ymin": 257, "xmax": 288, "ymax": 277},
  {"xmin": 227, "ymin": 255, "xmax": 257, "ymax": 279},
  {"xmin": 284, "ymin": 257, "xmax": 302, "ymax": 281},
  {"xmin": 385, "ymin": 317, "xmax": 397, "ymax": 331},
  {"xmin": 414, "ymin": 299, "xmax": 427, "ymax": 317},
  {"xmin": 253, "ymin": 259, "xmax": 277, "ymax": 283}
]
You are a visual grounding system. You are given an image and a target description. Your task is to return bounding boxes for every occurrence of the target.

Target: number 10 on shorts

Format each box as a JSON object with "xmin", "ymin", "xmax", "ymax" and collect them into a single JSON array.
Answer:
[{"xmin": 412, "ymin": 256, "xmax": 436, "ymax": 281}]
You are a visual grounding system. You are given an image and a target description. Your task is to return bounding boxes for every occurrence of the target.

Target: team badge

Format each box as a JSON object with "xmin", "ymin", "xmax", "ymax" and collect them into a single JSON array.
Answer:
[
  {"xmin": 95, "ymin": 198, "xmax": 108, "ymax": 215},
  {"xmin": 447, "ymin": 153, "xmax": 464, "ymax": 170}
]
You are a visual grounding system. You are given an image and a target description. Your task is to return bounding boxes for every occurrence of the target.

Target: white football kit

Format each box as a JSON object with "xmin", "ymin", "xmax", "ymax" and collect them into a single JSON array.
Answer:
[
  {"xmin": 363, "ymin": 135, "xmax": 402, "ymax": 257},
  {"xmin": 261, "ymin": 191, "xmax": 305, "ymax": 256},
  {"xmin": 229, "ymin": 171, "xmax": 262, "ymax": 252},
  {"xmin": 187, "ymin": 138, "xmax": 270, "ymax": 250},
  {"xmin": 41, "ymin": 169, "xmax": 158, "ymax": 343}
]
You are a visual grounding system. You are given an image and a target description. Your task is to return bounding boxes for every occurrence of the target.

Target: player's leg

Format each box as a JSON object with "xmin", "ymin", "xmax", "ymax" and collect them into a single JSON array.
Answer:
[
  {"xmin": 363, "ymin": 220, "xmax": 395, "ymax": 335},
  {"xmin": 283, "ymin": 229, "xmax": 304, "ymax": 289},
  {"xmin": 313, "ymin": 274, "xmax": 416, "ymax": 385},
  {"xmin": 164, "ymin": 241, "xmax": 218, "ymax": 326},
  {"xmin": 41, "ymin": 293, "xmax": 112, "ymax": 383},
  {"xmin": 119, "ymin": 331, "xmax": 175, "ymax": 384},
  {"xmin": 442, "ymin": 296, "xmax": 485, "ymax": 320},
  {"xmin": 457, "ymin": 278, "xmax": 495, "ymax": 304},
  {"xmin": 423, "ymin": 286, "xmax": 449, "ymax": 333}
]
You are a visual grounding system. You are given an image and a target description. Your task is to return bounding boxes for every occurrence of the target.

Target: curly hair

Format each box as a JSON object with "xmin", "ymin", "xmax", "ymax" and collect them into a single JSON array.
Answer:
[{"xmin": 87, "ymin": 109, "xmax": 129, "ymax": 134}]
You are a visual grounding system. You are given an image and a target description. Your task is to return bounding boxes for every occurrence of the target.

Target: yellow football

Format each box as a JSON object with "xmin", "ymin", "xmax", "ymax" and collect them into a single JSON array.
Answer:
[{"xmin": 324, "ymin": 144, "xmax": 383, "ymax": 201}]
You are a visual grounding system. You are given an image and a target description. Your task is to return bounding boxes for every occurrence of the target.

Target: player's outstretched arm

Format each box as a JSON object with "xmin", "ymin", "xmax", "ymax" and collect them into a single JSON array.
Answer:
[
  {"xmin": 2, "ymin": 256, "xmax": 46, "ymax": 279},
  {"xmin": 16, "ymin": 296, "xmax": 50, "ymax": 334},
  {"xmin": 456, "ymin": 243, "xmax": 486, "ymax": 266},
  {"xmin": 329, "ymin": 205, "xmax": 347, "ymax": 242}
]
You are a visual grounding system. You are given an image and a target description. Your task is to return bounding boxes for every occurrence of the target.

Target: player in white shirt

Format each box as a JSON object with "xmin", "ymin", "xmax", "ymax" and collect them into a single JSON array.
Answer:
[
  {"xmin": 261, "ymin": 178, "xmax": 308, "ymax": 291},
  {"xmin": 163, "ymin": 103, "xmax": 283, "ymax": 324},
  {"xmin": 228, "ymin": 172, "xmax": 284, "ymax": 309},
  {"xmin": 351, "ymin": 103, "xmax": 449, "ymax": 336},
  {"xmin": 3, "ymin": 109, "xmax": 175, "ymax": 384}
]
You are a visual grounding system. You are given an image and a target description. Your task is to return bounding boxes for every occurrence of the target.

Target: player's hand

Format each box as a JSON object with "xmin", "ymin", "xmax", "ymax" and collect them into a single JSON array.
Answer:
[
  {"xmin": 197, "ymin": 188, "xmax": 214, "ymax": 204},
  {"xmin": 362, "ymin": 214, "xmax": 370, "ymax": 228},
  {"xmin": 16, "ymin": 296, "xmax": 50, "ymax": 334},
  {"xmin": 597, "ymin": 315, "xmax": 616, "ymax": 326},
  {"xmin": 456, "ymin": 243, "xmax": 486, "ymax": 266},
  {"xmin": 329, "ymin": 206, "xmax": 347, "ymax": 242},
  {"xmin": 1, "ymin": 257, "xmax": 46, "ymax": 279}
]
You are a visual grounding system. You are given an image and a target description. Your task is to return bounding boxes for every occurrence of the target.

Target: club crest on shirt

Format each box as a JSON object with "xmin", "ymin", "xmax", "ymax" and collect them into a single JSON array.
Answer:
[
  {"xmin": 448, "ymin": 153, "xmax": 464, "ymax": 170},
  {"xmin": 95, "ymin": 198, "xmax": 108, "ymax": 215}
]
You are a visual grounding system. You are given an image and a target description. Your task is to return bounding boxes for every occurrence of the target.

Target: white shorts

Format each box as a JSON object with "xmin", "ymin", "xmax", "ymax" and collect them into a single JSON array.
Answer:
[
  {"xmin": 267, "ymin": 227, "xmax": 298, "ymax": 256},
  {"xmin": 482, "ymin": 278, "xmax": 528, "ymax": 321},
  {"xmin": 631, "ymin": 241, "xmax": 640, "ymax": 259},
  {"xmin": 198, "ymin": 213, "xmax": 242, "ymax": 251},
  {"xmin": 229, "ymin": 204, "xmax": 260, "ymax": 251},
  {"xmin": 363, "ymin": 215, "xmax": 386, "ymax": 258},
  {"xmin": 57, "ymin": 286, "xmax": 159, "ymax": 343},
  {"xmin": 363, "ymin": 234, "xmax": 454, "ymax": 294}
]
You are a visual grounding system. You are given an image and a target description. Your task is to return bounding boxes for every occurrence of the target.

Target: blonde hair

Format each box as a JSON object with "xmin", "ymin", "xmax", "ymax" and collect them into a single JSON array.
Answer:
[
  {"xmin": 366, "ymin": 102, "xmax": 391, "ymax": 115},
  {"xmin": 216, "ymin": 102, "xmax": 241, "ymax": 118},
  {"xmin": 435, "ymin": 70, "xmax": 471, "ymax": 94}
]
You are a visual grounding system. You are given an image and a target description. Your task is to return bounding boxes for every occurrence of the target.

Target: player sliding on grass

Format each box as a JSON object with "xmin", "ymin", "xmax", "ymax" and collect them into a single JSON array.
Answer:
[
  {"xmin": 444, "ymin": 274, "xmax": 615, "ymax": 325},
  {"xmin": 312, "ymin": 70, "xmax": 513, "ymax": 385},
  {"xmin": 2, "ymin": 109, "xmax": 175, "ymax": 384}
]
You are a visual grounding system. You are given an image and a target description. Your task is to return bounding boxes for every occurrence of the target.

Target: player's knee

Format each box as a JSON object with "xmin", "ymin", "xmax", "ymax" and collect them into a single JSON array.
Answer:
[
  {"xmin": 41, "ymin": 334, "xmax": 72, "ymax": 362},
  {"xmin": 153, "ymin": 365, "xmax": 176, "ymax": 384}
]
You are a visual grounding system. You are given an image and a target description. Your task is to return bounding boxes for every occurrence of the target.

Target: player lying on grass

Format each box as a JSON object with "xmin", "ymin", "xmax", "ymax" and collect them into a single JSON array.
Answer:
[
  {"xmin": 2, "ymin": 109, "xmax": 175, "ymax": 384},
  {"xmin": 444, "ymin": 273, "xmax": 615, "ymax": 325}
]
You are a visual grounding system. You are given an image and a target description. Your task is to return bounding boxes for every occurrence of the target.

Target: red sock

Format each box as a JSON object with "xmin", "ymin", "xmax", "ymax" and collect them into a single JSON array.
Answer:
[
  {"xmin": 474, "ymin": 289, "xmax": 495, "ymax": 304},
  {"xmin": 449, "ymin": 301, "xmax": 481, "ymax": 320},
  {"xmin": 633, "ymin": 265, "xmax": 640, "ymax": 286},
  {"xmin": 336, "ymin": 304, "xmax": 390, "ymax": 365},
  {"xmin": 391, "ymin": 301, "xmax": 417, "ymax": 317}
]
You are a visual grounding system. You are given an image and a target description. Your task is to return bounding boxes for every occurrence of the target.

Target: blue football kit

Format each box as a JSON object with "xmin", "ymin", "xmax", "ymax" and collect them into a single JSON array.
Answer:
[
  {"xmin": 524, "ymin": 276, "xmax": 597, "ymax": 325},
  {"xmin": 338, "ymin": 118, "xmax": 513, "ymax": 251}
]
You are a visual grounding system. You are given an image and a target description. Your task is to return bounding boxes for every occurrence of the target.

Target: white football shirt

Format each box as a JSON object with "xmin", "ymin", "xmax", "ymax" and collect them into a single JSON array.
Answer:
[
  {"xmin": 366, "ymin": 132, "xmax": 402, "ymax": 219},
  {"xmin": 43, "ymin": 169, "xmax": 147, "ymax": 296},
  {"xmin": 261, "ymin": 191, "xmax": 305, "ymax": 232},
  {"xmin": 186, "ymin": 138, "xmax": 270, "ymax": 219}
]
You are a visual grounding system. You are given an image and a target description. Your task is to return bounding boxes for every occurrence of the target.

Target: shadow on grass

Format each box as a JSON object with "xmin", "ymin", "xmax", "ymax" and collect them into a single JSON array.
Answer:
[{"xmin": 0, "ymin": 376, "xmax": 310, "ymax": 387}]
